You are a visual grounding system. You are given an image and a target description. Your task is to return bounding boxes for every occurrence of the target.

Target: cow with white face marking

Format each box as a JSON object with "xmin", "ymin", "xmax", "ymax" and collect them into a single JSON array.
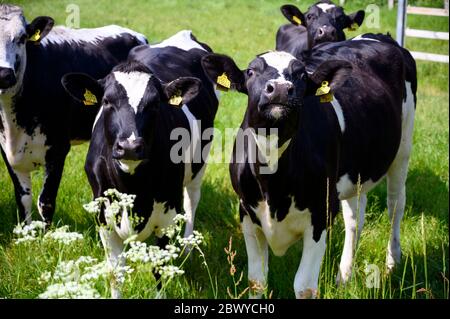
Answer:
[
  {"xmin": 202, "ymin": 38, "xmax": 413, "ymax": 298},
  {"xmin": 276, "ymin": 1, "xmax": 365, "ymax": 56},
  {"xmin": 62, "ymin": 30, "xmax": 218, "ymax": 298},
  {"xmin": 0, "ymin": 4, "xmax": 147, "ymax": 225}
]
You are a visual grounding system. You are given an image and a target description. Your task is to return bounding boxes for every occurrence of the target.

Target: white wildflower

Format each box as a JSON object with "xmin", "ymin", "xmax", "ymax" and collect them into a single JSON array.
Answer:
[
  {"xmin": 13, "ymin": 221, "xmax": 46, "ymax": 244},
  {"xmin": 177, "ymin": 230, "xmax": 204, "ymax": 247},
  {"xmin": 38, "ymin": 271, "xmax": 52, "ymax": 285},
  {"xmin": 43, "ymin": 226, "xmax": 83, "ymax": 245},
  {"xmin": 80, "ymin": 261, "xmax": 110, "ymax": 282},
  {"xmin": 158, "ymin": 265, "xmax": 184, "ymax": 279},
  {"xmin": 38, "ymin": 281, "xmax": 101, "ymax": 299}
]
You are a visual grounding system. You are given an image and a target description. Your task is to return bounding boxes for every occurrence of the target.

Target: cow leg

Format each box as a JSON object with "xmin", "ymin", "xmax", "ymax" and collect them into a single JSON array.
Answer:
[
  {"xmin": 0, "ymin": 150, "xmax": 33, "ymax": 223},
  {"xmin": 386, "ymin": 96, "xmax": 414, "ymax": 273},
  {"xmin": 242, "ymin": 215, "xmax": 268, "ymax": 299},
  {"xmin": 183, "ymin": 164, "xmax": 206, "ymax": 239},
  {"xmin": 294, "ymin": 227, "xmax": 326, "ymax": 299},
  {"xmin": 337, "ymin": 194, "xmax": 367, "ymax": 285},
  {"xmin": 99, "ymin": 227, "xmax": 124, "ymax": 299},
  {"xmin": 37, "ymin": 149, "xmax": 68, "ymax": 225}
]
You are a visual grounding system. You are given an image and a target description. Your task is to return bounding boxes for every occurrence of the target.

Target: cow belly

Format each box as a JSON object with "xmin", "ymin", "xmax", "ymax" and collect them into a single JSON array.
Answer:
[
  {"xmin": 252, "ymin": 198, "xmax": 311, "ymax": 256},
  {"xmin": 336, "ymin": 173, "xmax": 384, "ymax": 200},
  {"xmin": 109, "ymin": 200, "xmax": 177, "ymax": 242},
  {"xmin": 0, "ymin": 125, "xmax": 48, "ymax": 171}
]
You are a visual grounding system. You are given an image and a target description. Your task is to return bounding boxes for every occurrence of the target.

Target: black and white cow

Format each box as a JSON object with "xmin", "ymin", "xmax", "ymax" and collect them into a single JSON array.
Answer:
[
  {"xmin": 0, "ymin": 4, "xmax": 147, "ymax": 225},
  {"xmin": 201, "ymin": 38, "xmax": 414, "ymax": 298},
  {"xmin": 276, "ymin": 1, "xmax": 365, "ymax": 56},
  {"xmin": 62, "ymin": 30, "xmax": 218, "ymax": 297}
]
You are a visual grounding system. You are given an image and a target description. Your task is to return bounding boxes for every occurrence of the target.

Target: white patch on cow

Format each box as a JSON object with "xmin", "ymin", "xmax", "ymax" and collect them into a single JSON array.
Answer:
[
  {"xmin": 181, "ymin": 104, "xmax": 201, "ymax": 181},
  {"xmin": 99, "ymin": 227, "xmax": 124, "ymax": 298},
  {"xmin": 351, "ymin": 35, "xmax": 380, "ymax": 42},
  {"xmin": 183, "ymin": 163, "xmax": 206, "ymax": 238},
  {"xmin": 0, "ymin": 96, "xmax": 49, "ymax": 171},
  {"xmin": 385, "ymin": 80, "xmax": 415, "ymax": 272},
  {"xmin": 260, "ymin": 51, "xmax": 296, "ymax": 81},
  {"xmin": 331, "ymin": 97, "xmax": 346, "ymax": 132},
  {"xmin": 337, "ymin": 173, "xmax": 383, "ymax": 200},
  {"xmin": 151, "ymin": 30, "xmax": 206, "ymax": 52},
  {"xmin": 252, "ymin": 197, "xmax": 310, "ymax": 256},
  {"xmin": 316, "ymin": 3, "xmax": 336, "ymax": 12},
  {"xmin": 337, "ymin": 194, "xmax": 367, "ymax": 285},
  {"xmin": 113, "ymin": 71, "xmax": 151, "ymax": 114},
  {"xmin": 41, "ymin": 25, "xmax": 147, "ymax": 47},
  {"xmin": 294, "ymin": 228, "xmax": 326, "ymax": 299},
  {"xmin": 127, "ymin": 132, "xmax": 136, "ymax": 143},
  {"xmin": 251, "ymin": 132, "xmax": 291, "ymax": 173},
  {"xmin": 116, "ymin": 159, "xmax": 142, "ymax": 175},
  {"xmin": 242, "ymin": 215, "xmax": 268, "ymax": 299},
  {"xmin": 92, "ymin": 106, "xmax": 103, "ymax": 131},
  {"xmin": 137, "ymin": 201, "xmax": 177, "ymax": 240}
]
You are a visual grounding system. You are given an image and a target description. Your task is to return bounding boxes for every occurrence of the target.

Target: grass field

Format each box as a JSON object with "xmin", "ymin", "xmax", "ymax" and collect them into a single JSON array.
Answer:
[{"xmin": 0, "ymin": 0, "xmax": 448, "ymax": 299}]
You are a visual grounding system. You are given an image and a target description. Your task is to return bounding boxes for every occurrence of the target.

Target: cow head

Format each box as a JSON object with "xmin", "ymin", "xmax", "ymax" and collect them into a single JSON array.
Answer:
[
  {"xmin": 62, "ymin": 61, "xmax": 201, "ymax": 174},
  {"xmin": 281, "ymin": 1, "xmax": 365, "ymax": 46},
  {"xmin": 202, "ymin": 51, "xmax": 351, "ymax": 142},
  {"xmin": 0, "ymin": 4, "xmax": 53, "ymax": 94}
]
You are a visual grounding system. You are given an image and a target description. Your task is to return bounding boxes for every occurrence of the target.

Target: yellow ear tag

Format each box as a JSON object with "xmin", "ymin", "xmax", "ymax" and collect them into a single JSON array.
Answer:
[
  {"xmin": 315, "ymin": 81, "xmax": 333, "ymax": 103},
  {"xmin": 83, "ymin": 89, "xmax": 98, "ymax": 106},
  {"xmin": 29, "ymin": 29, "xmax": 41, "ymax": 42},
  {"xmin": 217, "ymin": 73, "xmax": 231, "ymax": 91},
  {"xmin": 168, "ymin": 91, "xmax": 183, "ymax": 107},
  {"xmin": 292, "ymin": 16, "xmax": 302, "ymax": 26},
  {"xmin": 348, "ymin": 22, "xmax": 359, "ymax": 31}
]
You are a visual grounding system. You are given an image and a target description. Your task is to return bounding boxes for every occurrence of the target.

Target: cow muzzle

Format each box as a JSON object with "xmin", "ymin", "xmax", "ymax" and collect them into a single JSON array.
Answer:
[
  {"xmin": 315, "ymin": 25, "xmax": 337, "ymax": 43},
  {"xmin": 113, "ymin": 137, "xmax": 145, "ymax": 161},
  {"xmin": 0, "ymin": 67, "xmax": 17, "ymax": 89}
]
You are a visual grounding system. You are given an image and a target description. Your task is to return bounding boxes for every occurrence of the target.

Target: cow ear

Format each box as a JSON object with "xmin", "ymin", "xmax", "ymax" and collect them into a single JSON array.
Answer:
[
  {"xmin": 163, "ymin": 77, "xmax": 202, "ymax": 107},
  {"xmin": 201, "ymin": 53, "xmax": 247, "ymax": 94},
  {"xmin": 307, "ymin": 60, "xmax": 353, "ymax": 93},
  {"xmin": 347, "ymin": 10, "xmax": 365, "ymax": 30},
  {"xmin": 26, "ymin": 16, "xmax": 54, "ymax": 43},
  {"xmin": 280, "ymin": 5, "xmax": 306, "ymax": 27},
  {"xmin": 61, "ymin": 73, "xmax": 104, "ymax": 107}
]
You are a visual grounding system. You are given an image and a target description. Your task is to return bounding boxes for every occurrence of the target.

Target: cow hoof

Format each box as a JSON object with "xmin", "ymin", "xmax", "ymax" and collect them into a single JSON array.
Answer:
[
  {"xmin": 336, "ymin": 270, "xmax": 350, "ymax": 287},
  {"xmin": 296, "ymin": 288, "xmax": 318, "ymax": 299}
]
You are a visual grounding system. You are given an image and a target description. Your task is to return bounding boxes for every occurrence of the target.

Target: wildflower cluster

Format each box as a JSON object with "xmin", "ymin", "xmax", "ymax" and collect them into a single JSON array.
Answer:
[
  {"xmin": 13, "ymin": 221, "xmax": 83, "ymax": 246},
  {"xmin": 13, "ymin": 221, "xmax": 46, "ymax": 244}
]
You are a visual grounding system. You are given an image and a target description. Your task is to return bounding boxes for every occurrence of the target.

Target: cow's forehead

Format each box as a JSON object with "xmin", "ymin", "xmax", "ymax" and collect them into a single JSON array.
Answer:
[
  {"xmin": 315, "ymin": 3, "xmax": 336, "ymax": 13},
  {"xmin": 259, "ymin": 51, "xmax": 296, "ymax": 75},
  {"xmin": 112, "ymin": 71, "xmax": 152, "ymax": 114},
  {"xmin": 0, "ymin": 6, "xmax": 26, "ymax": 38}
]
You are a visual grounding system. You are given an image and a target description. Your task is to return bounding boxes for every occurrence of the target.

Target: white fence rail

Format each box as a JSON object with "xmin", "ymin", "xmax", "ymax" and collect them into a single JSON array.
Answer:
[{"xmin": 397, "ymin": 0, "xmax": 449, "ymax": 63}]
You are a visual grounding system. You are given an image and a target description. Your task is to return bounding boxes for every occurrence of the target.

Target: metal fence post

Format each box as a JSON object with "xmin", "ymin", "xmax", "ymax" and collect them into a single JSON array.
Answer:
[{"xmin": 396, "ymin": 0, "xmax": 407, "ymax": 46}]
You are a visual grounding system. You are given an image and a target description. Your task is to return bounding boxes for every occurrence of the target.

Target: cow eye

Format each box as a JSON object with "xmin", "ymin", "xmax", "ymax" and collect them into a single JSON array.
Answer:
[
  {"xmin": 247, "ymin": 69, "xmax": 254, "ymax": 77},
  {"xmin": 307, "ymin": 14, "xmax": 314, "ymax": 20},
  {"xmin": 103, "ymin": 98, "xmax": 110, "ymax": 106}
]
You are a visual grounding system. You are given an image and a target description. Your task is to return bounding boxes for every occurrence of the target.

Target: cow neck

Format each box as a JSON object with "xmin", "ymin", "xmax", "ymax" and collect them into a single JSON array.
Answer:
[
  {"xmin": 0, "ymin": 88, "xmax": 23, "ymax": 151},
  {"xmin": 249, "ymin": 128, "xmax": 295, "ymax": 199}
]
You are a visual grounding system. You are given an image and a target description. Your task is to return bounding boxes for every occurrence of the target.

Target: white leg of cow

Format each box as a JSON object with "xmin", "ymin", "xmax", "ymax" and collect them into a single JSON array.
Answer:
[
  {"xmin": 294, "ymin": 228, "xmax": 326, "ymax": 299},
  {"xmin": 99, "ymin": 227, "xmax": 124, "ymax": 299},
  {"xmin": 337, "ymin": 194, "xmax": 367, "ymax": 285},
  {"xmin": 386, "ymin": 94, "xmax": 414, "ymax": 273},
  {"xmin": 183, "ymin": 164, "xmax": 206, "ymax": 239},
  {"xmin": 15, "ymin": 171, "xmax": 33, "ymax": 224},
  {"xmin": 242, "ymin": 215, "xmax": 268, "ymax": 299}
]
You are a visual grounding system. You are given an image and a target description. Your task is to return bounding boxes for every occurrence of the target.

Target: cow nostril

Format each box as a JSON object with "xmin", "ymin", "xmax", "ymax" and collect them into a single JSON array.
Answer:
[
  {"xmin": 266, "ymin": 83, "xmax": 274, "ymax": 94},
  {"xmin": 287, "ymin": 86, "xmax": 294, "ymax": 96}
]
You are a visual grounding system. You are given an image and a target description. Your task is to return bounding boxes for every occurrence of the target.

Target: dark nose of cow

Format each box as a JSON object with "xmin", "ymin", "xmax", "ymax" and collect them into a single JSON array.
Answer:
[
  {"xmin": 0, "ymin": 67, "xmax": 17, "ymax": 89},
  {"xmin": 113, "ymin": 137, "xmax": 145, "ymax": 160},
  {"xmin": 264, "ymin": 81, "xmax": 294, "ymax": 105},
  {"xmin": 317, "ymin": 25, "xmax": 337, "ymax": 41}
]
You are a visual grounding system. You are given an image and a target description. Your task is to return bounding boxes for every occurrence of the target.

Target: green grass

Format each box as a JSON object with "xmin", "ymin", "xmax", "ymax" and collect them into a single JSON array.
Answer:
[{"xmin": 0, "ymin": 0, "xmax": 448, "ymax": 299}]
